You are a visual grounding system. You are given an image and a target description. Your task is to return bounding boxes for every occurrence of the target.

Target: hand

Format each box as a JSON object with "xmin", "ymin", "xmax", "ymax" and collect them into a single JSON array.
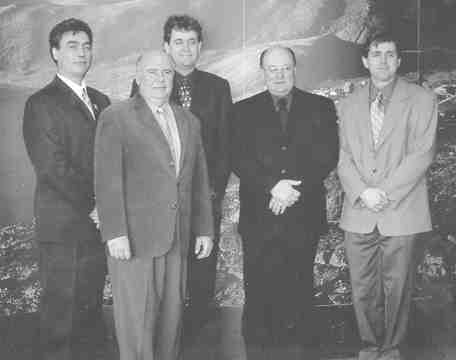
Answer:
[
  {"xmin": 107, "ymin": 236, "xmax": 131, "ymax": 260},
  {"xmin": 89, "ymin": 207, "xmax": 100, "ymax": 229},
  {"xmin": 269, "ymin": 196, "xmax": 289, "ymax": 215},
  {"xmin": 270, "ymin": 179, "xmax": 301, "ymax": 204},
  {"xmin": 360, "ymin": 188, "xmax": 389, "ymax": 212},
  {"xmin": 195, "ymin": 236, "xmax": 213, "ymax": 259}
]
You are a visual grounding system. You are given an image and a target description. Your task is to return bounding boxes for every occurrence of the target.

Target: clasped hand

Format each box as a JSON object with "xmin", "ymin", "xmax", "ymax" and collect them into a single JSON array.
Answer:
[
  {"xmin": 360, "ymin": 188, "xmax": 389, "ymax": 212},
  {"xmin": 269, "ymin": 179, "xmax": 301, "ymax": 215}
]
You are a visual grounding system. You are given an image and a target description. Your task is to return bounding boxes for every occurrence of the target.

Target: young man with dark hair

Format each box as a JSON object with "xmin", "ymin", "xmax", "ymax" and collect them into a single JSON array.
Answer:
[
  {"xmin": 338, "ymin": 31, "xmax": 438, "ymax": 360},
  {"xmin": 23, "ymin": 18, "xmax": 110, "ymax": 360}
]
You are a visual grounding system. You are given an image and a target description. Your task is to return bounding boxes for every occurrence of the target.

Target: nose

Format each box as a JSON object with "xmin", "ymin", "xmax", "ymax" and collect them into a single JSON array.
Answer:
[
  {"xmin": 275, "ymin": 69, "xmax": 285, "ymax": 79},
  {"xmin": 77, "ymin": 45, "xmax": 86, "ymax": 57}
]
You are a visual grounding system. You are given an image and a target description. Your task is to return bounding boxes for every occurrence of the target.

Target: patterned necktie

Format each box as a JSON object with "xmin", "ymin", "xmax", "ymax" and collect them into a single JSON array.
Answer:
[
  {"xmin": 81, "ymin": 87, "xmax": 95, "ymax": 119},
  {"xmin": 178, "ymin": 78, "xmax": 192, "ymax": 109},
  {"xmin": 277, "ymin": 97, "xmax": 288, "ymax": 132},
  {"xmin": 156, "ymin": 107, "xmax": 178, "ymax": 175},
  {"xmin": 370, "ymin": 92, "xmax": 384, "ymax": 147}
]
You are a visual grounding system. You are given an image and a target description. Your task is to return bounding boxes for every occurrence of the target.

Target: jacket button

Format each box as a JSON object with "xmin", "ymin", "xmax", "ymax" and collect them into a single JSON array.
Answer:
[
  {"xmin": 281, "ymin": 145, "xmax": 287, "ymax": 151},
  {"xmin": 281, "ymin": 169, "xmax": 286, "ymax": 174},
  {"xmin": 372, "ymin": 168, "xmax": 377, "ymax": 173},
  {"xmin": 171, "ymin": 202, "xmax": 178, "ymax": 209}
]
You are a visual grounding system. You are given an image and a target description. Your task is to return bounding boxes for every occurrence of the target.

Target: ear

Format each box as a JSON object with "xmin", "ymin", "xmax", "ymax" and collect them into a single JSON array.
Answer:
[
  {"xmin": 51, "ymin": 47, "xmax": 59, "ymax": 63},
  {"xmin": 163, "ymin": 42, "xmax": 170, "ymax": 54},
  {"xmin": 361, "ymin": 56, "xmax": 368, "ymax": 70},
  {"xmin": 197, "ymin": 41, "xmax": 202, "ymax": 53}
]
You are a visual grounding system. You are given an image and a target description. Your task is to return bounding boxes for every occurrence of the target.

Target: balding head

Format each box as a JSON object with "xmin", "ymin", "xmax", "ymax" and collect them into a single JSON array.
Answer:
[
  {"xmin": 260, "ymin": 45, "xmax": 296, "ymax": 97},
  {"xmin": 136, "ymin": 50, "xmax": 174, "ymax": 105}
]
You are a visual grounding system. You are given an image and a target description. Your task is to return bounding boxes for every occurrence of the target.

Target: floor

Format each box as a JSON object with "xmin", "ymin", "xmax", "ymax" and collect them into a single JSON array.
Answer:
[{"xmin": 1, "ymin": 306, "xmax": 456, "ymax": 360}]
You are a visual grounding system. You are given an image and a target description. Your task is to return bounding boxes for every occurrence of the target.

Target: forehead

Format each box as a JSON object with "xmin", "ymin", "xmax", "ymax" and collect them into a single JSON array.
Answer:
[
  {"xmin": 169, "ymin": 29, "xmax": 199, "ymax": 41},
  {"xmin": 368, "ymin": 41, "xmax": 398, "ymax": 54},
  {"xmin": 59, "ymin": 31, "xmax": 90, "ymax": 45},
  {"xmin": 141, "ymin": 53, "xmax": 173, "ymax": 70},
  {"xmin": 263, "ymin": 48, "xmax": 294, "ymax": 67}
]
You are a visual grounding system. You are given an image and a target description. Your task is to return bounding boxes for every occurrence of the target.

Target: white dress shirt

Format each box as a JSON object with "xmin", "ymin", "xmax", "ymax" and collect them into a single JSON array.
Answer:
[{"xmin": 57, "ymin": 73, "xmax": 95, "ymax": 119}]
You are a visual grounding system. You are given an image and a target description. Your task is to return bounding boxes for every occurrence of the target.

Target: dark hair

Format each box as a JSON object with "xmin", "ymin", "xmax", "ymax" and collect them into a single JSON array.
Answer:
[
  {"xmin": 259, "ymin": 46, "xmax": 297, "ymax": 68},
  {"xmin": 163, "ymin": 15, "xmax": 203, "ymax": 44},
  {"xmin": 362, "ymin": 31, "xmax": 401, "ymax": 58},
  {"xmin": 49, "ymin": 18, "xmax": 93, "ymax": 63}
]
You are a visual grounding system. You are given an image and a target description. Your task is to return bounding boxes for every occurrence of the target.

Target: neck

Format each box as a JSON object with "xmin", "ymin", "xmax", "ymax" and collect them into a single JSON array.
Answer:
[
  {"xmin": 143, "ymin": 95, "xmax": 168, "ymax": 109},
  {"xmin": 371, "ymin": 77, "xmax": 395, "ymax": 89},
  {"xmin": 58, "ymin": 72, "xmax": 84, "ymax": 86},
  {"xmin": 175, "ymin": 67, "xmax": 195, "ymax": 77}
]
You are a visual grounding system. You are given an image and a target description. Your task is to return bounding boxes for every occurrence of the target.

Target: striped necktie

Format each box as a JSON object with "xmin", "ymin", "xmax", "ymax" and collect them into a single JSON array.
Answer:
[{"xmin": 370, "ymin": 92, "xmax": 384, "ymax": 147}]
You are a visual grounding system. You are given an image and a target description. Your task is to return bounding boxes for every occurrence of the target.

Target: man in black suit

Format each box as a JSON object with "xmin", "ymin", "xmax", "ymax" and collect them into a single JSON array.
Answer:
[
  {"xmin": 23, "ymin": 18, "xmax": 110, "ymax": 360},
  {"xmin": 131, "ymin": 14, "xmax": 233, "ymax": 336},
  {"xmin": 232, "ymin": 45, "xmax": 339, "ymax": 356}
]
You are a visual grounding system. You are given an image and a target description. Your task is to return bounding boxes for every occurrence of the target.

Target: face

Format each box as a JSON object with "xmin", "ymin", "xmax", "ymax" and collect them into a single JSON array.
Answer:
[
  {"xmin": 164, "ymin": 29, "xmax": 201, "ymax": 74},
  {"xmin": 262, "ymin": 48, "xmax": 295, "ymax": 97},
  {"xmin": 137, "ymin": 52, "xmax": 174, "ymax": 104},
  {"xmin": 362, "ymin": 41, "xmax": 401, "ymax": 85},
  {"xmin": 52, "ymin": 31, "xmax": 92, "ymax": 84}
]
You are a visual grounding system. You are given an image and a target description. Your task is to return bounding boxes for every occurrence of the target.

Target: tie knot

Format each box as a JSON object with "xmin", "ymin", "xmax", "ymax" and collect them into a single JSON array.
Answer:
[
  {"xmin": 156, "ymin": 106, "xmax": 165, "ymax": 115},
  {"xmin": 375, "ymin": 92, "xmax": 384, "ymax": 104},
  {"xmin": 277, "ymin": 98, "xmax": 287, "ymax": 111}
]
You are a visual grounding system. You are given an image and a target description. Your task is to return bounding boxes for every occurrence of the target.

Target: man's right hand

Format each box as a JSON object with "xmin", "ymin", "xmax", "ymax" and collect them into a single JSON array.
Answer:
[
  {"xmin": 360, "ymin": 188, "xmax": 389, "ymax": 212},
  {"xmin": 270, "ymin": 179, "xmax": 301, "ymax": 204},
  {"xmin": 107, "ymin": 236, "xmax": 131, "ymax": 260}
]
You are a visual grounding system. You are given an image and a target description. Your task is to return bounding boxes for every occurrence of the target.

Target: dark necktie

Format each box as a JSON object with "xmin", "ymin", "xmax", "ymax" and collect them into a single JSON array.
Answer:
[
  {"xmin": 178, "ymin": 78, "xmax": 192, "ymax": 109},
  {"xmin": 277, "ymin": 97, "xmax": 288, "ymax": 132}
]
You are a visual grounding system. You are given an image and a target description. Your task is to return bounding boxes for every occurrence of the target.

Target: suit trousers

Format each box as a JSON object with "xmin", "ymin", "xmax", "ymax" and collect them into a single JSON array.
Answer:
[
  {"xmin": 242, "ymin": 225, "xmax": 319, "ymax": 347},
  {"xmin": 38, "ymin": 238, "xmax": 107, "ymax": 360},
  {"xmin": 108, "ymin": 235, "xmax": 186, "ymax": 360},
  {"xmin": 344, "ymin": 228, "xmax": 418, "ymax": 352}
]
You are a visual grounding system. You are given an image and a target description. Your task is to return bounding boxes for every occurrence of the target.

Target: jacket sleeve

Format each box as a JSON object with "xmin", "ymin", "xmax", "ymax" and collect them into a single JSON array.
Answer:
[
  {"xmin": 299, "ymin": 98, "xmax": 339, "ymax": 192},
  {"xmin": 191, "ymin": 117, "xmax": 214, "ymax": 237},
  {"xmin": 22, "ymin": 96, "xmax": 94, "ymax": 212},
  {"xmin": 379, "ymin": 92, "xmax": 438, "ymax": 208},
  {"xmin": 337, "ymin": 99, "xmax": 369, "ymax": 206},
  {"xmin": 231, "ymin": 102, "xmax": 280, "ymax": 194},
  {"xmin": 94, "ymin": 108, "xmax": 128, "ymax": 242}
]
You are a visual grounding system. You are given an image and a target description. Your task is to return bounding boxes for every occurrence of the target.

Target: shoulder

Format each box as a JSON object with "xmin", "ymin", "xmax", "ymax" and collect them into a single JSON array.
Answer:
[
  {"xmin": 87, "ymin": 86, "xmax": 110, "ymax": 104},
  {"xmin": 235, "ymin": 90, "xmax": 267, "ymax": 109},
  {"xmin": 294, "ymin": 88, "xmax": 335, "ymax": 109},
  {"xmin": 195, "ymin": 69, "xmax": 230, "ymax": 90},
  {"xmin": 25, "ymin": 81, "xmax": 60, "ymax": 107},
  {"xmin": 397, "ymin": 77, "xmax": 435, "ymax": 104}
]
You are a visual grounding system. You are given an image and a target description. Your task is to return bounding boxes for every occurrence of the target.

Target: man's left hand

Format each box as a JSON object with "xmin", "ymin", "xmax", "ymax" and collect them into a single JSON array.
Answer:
[
  {"xmin": 90, "ymin": 207, "xmax": 100, "ymax": 229},
  {"xmin": 195, "ymin": 236, "xmax": 213, "ymax": 259}
]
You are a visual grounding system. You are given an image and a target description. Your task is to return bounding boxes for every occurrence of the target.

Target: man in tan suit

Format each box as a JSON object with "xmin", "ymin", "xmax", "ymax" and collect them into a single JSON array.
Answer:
[
  {"xmin": 94, "ymin": 50, "xmax": 214, "ymax": 360},
  {"xmin": 337, "ymin": 32, "xmax": 438, "ymax": 360}
]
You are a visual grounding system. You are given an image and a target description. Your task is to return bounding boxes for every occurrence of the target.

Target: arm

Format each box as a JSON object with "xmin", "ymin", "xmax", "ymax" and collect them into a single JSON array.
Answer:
[
  {"xmin": 191, "ymin": 118, "xmax": 215, "ymax": 239},
  {"xmin": 23, "ymin": 97, "xmax": 94, "ymax": 212},
  {"xmin": 379, "ymin": 93, "xmax": 438, "ymax": 208},
  {"xmin": 94, "ymin": 109, "xmax": 128, "ymax": 243},
  {"xmin": 337, "ymin": 101, "xmax": 369, "ymax": 206},
  {"xmin": 213, "ymin": 79, "xmax": 234, "ymax": 199},
  {"xmin": 231, "ymin": 103, "xmax": 280, "ymax": 193}
]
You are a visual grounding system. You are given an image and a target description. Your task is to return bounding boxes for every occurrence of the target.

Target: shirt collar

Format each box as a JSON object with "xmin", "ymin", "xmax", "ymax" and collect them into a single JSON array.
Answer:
[
  {"xmin": 175, "ymin": 70, "xmax": 195, "ymax": 85},
  {"xmin": 271, "ymin": 88, "xmax": 294, "ymax": 112},
  {"xmin": 57, "ymin": 73, "xmax": 88, "ymax": 99},
  {"xmin": 370, "ymin": 77, "xmax": 397, "ymax": 103}
]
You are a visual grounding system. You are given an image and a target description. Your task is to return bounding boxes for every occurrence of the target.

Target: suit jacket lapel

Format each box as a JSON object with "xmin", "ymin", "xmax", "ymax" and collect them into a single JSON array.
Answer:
[
  {"xmin": 133, "ymin": 95, "xmax": 177, "ymax": 177},
  {"xmin": 171, "ymin": 104, "xmax": 188, "ymax": 176},
  {"xmin": 54, "ymin": 76, "xmax": 96, "ymax": 125},
  {"xmin": 353, "ymin": 84, "xmax": 374, "ymax": 151},
  {"xmin": 376, "ymin": 78, "xmax": 410, "ymax": 149}
]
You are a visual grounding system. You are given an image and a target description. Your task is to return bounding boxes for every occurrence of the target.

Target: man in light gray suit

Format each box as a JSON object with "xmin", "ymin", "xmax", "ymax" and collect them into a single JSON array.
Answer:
[
  {"xmin": 94, "ymin": 50, "xmax": 214, "ymax": 360},
  {"xmin": 337, "ymin": 32, "xmax": 438, "ymax": 360}
]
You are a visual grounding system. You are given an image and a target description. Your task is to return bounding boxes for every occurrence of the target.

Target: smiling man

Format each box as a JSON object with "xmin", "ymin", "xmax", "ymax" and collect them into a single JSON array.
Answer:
[
  {"xmin": 95, "ymin": 50, "xmax": 214, "ymax": 360},
  {"xmin": 23, "ymin": 18, "xmax": 110, "ymax": 360},
  {"xmin": 337, "ymin": 32, "xmax": 438, "ymax": 360}
]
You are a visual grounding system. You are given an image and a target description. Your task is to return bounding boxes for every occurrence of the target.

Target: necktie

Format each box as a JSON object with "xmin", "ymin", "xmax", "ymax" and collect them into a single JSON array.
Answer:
[
  {"xmin": 178, "ymin": 78, "xmax": 192, "ymax": 109},
  {"xmin": 156, "ymin": 107, "xmax": 178, "ymax": 175},
  {"xmin": 81, "ymin": 87, "xmax": 95, "ymax": 119},
  {"xmin": 277, "ymin": 97, "xmax": 288, "ymax": 132},
  {"xmin": 370, "ymin": 92, "xmax": 384, "ymax": 147}
]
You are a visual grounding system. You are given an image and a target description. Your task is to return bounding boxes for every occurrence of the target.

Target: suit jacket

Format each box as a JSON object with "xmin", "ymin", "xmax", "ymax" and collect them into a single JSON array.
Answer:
[
  {"xmin": 131, "ymin": 69, "xmax": 233, "ymax": 199},
  {"xmin": 23, "ymin": 76, "xmax": 110, "ymax": 243},
  {"xmin": 94, "ymin": 94, "xmax": 214, "ymax": 258},
  {"xmin": 337, "ymin": 77, "xmax": 438, "ymax": 236},
  {"xmin": 232, "ymin": 87, "xmax": 339, "ymax": 242}
]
